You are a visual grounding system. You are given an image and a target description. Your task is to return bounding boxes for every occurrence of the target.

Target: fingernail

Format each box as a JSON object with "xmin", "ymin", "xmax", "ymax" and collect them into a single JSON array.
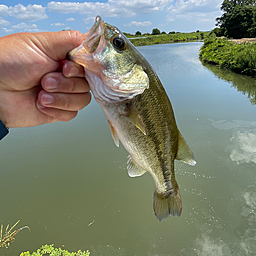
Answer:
[
  {"xmin": 41, "ymin": 93, "xmax": 54, "ymax": 105},
  {"xmin": 45, "ymin": 77, "xmax": 57, "ymax": 91},
  {"xmin": 68, "ymin": 66, "xmax": 79, "ymax": 77}
]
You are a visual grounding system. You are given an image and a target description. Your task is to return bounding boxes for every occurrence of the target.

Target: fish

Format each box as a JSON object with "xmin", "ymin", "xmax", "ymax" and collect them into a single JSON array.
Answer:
[{"xmin": 68, "ymin": 16, "xmax": 196, "ymax": 221}]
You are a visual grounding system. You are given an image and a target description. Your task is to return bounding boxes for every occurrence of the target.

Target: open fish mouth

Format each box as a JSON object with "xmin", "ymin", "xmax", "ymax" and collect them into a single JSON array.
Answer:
[
  {"xmin": 68, "ymin": 16, "xmax": 105, "ymax": 59},
  {"xmin": 82, "ymin": 16, "xmax": 105, "ymax": 53}
]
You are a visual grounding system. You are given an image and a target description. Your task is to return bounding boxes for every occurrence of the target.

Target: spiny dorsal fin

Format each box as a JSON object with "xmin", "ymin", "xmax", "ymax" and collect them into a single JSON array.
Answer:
[
  {"xmin": 127, "ymin": 155, "xmax": 147, "ymax": 177},
  {"xmin": 176, "ymin": 131, "xmax": 196, "ymax": 166},
  {"xmin": 108, "ymin": 120, "xmax": 119, "ymax": 147}
]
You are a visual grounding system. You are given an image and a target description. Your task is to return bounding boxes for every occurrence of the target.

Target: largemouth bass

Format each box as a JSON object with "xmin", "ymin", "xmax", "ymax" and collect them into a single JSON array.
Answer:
[{"xmin": 68, "ymin": 16, "xmax": 196, "ymax": 221}]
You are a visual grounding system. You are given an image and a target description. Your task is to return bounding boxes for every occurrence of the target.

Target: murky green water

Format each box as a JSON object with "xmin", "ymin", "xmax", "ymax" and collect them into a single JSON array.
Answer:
[{"xmin": 1, "ymin": 42, "xmax": 256, "ymax": 256}]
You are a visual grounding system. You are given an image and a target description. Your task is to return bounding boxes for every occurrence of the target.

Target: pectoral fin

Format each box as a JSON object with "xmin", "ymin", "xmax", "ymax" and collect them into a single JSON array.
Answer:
[
  {"xmin": 127, "ymin": 155, "xmax": 147, "ymax": 177},
  {"xmin": 108, "ymin": 121, "xmax": 119, "ymax": 147},
  {"xmin": 176, "ymin": 131, "xmax": 196, "ymax": 166},
  {"xmin": 128, "ymin": 109, "xmax": 146, "ymax": 135}
]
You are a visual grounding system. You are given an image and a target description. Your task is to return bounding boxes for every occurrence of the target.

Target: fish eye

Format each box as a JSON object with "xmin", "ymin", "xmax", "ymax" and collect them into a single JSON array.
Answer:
[{"xmin": 111, "ymin": 36, "xmax": 126, "ymax": 51}]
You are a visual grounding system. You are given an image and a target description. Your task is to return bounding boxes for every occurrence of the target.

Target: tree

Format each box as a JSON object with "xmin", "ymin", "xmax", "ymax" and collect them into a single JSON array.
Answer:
[
  {"xmin": 224, "ymin": 5, "xmax": 256, "ymax": 38},
  {"xmin": 135, "ymin": 31, "xmax": 141, "ymax": 36},
  {"xmin": 216, "ymin": 0, "xmax": 256, "ymax": 38},
  {"xmin": 152, "ymin": 28, "xmax": 160, "ymax": 35},
  {"xmin": 210, "ymin": 27, "xmax": 224, "ymax": 37}
]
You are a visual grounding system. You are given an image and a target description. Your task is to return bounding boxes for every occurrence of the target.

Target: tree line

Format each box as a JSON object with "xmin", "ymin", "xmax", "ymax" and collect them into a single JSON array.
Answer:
[
  {"xmin": 213, "ymin": 0, "xmax": 256, "ymax": 38},
  {"xmin": 125, "ymin": 28, "xmax": 203, "ymax": 37}
]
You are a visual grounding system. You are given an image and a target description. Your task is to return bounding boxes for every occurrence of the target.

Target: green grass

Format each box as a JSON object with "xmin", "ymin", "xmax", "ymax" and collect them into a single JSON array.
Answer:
[
  {"xmin": 199, "ymin": 37, "xmax": 256, "ymax": 77},
  {"xmin": 128, "ymin": 31, "xmax": 210, "ymax": 46}
]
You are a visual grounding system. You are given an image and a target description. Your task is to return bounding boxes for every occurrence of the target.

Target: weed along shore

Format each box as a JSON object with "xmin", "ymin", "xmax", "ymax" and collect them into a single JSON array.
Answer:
[
  {"xmin": 126, "ymin": 31, "xmax": 209, "ymax": 46},
  {"xmin": 199, "ymin": 37, "xmax": 256, "ymax": 77}
]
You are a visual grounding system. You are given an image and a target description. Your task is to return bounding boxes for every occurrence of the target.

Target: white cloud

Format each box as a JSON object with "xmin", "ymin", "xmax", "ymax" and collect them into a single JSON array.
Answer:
[
  {"xmin": 12, "ymin": 22, "xmax": 39, "ymax": 32},
  {"xmin": 124, "ymin": 21, "xmax": 152, "ymax": 27},
  {"xmin": 2, "ymin": 27, "xmax": 13, "ymax": 33},
  {"xmin": 0, "ymin": 17, "xmax": 10, "ymax": 26},
  {"xmin": 10, "ymin": 4, "xmax": 48, "ymax": 21},
  {"xmin": 168, "ymin": 0, "xmax": 221, "ymax": 13},
  {"xmin": 47, "ymin": 0, "xmax": 173, "ymax": 17},
  {"xmin": 0, "ymin": 4, "xmax": 48, "ymax": 22},
  {"xmin": 51, "ymin": 22, "xmax": 65, "ymax": 26},
  {"xmin": 66, "ymin": 17, "xmax": 75, "ymax": 21},
  {"xmin": 83, "ymin": 17, "xmax": 95, "ymax": 24},
  {"xmin": 0, "ymin": 5, "xmax": 8, "ymax": 15},
  {"xmin": 167, "ymin": 0, "xmax": 222, "ymax": 25}
]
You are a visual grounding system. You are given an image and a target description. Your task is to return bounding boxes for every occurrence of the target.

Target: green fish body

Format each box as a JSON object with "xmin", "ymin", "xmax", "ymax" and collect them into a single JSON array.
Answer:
[{"xmin": 68, "ymin": 16, "xmax": 196, "ymax": 221}]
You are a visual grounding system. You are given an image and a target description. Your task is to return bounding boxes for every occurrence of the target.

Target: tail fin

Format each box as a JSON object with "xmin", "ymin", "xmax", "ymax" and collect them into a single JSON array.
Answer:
[{"xmin": 153, "ymin": 190, "xmax": 182, "ymax": 221}]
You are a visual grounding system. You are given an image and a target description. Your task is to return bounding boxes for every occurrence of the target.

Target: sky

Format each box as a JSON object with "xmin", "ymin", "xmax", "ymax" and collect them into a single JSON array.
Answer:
[{"xmin": 0, "ymin": 0, "xmax": 223, "ymax": 37}]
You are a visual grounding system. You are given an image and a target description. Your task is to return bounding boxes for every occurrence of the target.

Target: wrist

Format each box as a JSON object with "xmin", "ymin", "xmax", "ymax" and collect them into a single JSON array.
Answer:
[
  {"xmin": 0, "ymin": 105, "xmax": 9, "ymax": 140},
  {"xmin": 0, "ymin": 119, "xmax": 9, "ymax": 140}
]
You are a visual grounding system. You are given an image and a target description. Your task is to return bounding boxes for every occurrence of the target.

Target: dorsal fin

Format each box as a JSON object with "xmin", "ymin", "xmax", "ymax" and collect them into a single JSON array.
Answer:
[
  {"xmin": 176, "ymin": 131, "xmax": 196, "ymax": 166},
  {"xmin": 127, "ymin": 155, "xmax": 147, "ymax": 177}
]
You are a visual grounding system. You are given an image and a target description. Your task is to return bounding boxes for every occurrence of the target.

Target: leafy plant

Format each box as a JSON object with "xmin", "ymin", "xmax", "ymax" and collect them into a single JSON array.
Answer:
[
  {"xmin": 216, "ymin": 0, "xmax": 256, "ymax": 38},
  {"xmin": 20, "ymin": 244, "xmax": 90, "ymax": 256},
  {"xmin": 199, "ymin": 37, "xmax": 256, "ymax": 77}
]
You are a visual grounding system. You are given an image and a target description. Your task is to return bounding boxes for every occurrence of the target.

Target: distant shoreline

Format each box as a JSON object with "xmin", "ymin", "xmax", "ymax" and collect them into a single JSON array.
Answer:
[{"xmin": 127, "ymin": 31, "xmax": 210, "ymax": 47}]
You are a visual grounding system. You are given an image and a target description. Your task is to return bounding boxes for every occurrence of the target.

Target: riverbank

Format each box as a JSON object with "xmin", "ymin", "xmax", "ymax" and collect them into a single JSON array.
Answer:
[
  {"xmin": 199, "ymin": 37, "xmax": 256, "ymax": 77},
  {"xmin": 127, "ymin": 31, "xmax": 209, "ymax": 46}
]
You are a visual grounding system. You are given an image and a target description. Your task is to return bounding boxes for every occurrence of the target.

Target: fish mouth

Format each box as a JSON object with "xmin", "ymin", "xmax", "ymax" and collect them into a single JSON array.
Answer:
[
  {"xmin": 68, "ymin": 16, "xmax": 105, "ymax": 61},
  {"xmin": 82, "ymin": 16, "xmax": 105, "ymax": 53}
]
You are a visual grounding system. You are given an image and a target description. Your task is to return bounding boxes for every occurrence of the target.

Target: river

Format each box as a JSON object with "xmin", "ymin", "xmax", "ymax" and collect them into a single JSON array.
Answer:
[{"xmin": 1, "ymin": 42, "xmax": 256, "ymax": 256}]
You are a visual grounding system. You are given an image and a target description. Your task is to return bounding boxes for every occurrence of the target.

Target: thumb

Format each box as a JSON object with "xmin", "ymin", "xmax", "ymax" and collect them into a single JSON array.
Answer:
[{"xmin": 33, "ymin": 30, "xmax": 85, "ymax": 61}]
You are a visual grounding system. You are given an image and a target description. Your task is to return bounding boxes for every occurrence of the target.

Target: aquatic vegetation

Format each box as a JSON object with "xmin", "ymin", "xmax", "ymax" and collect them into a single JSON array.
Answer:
[
  {"xmin": 19, "ymin": 244, "xmax": 90, "ymax": 256},
  {"xmin": 129, "ymin": 31, "xmax": 209, "ymax": 46},
  {"xmin": 0, "ymin": 220, "xmax": 29, "ymax": 249},
  {"xmin": 199, "ymin": 37, "xmax": 256, "ymax": 77}
]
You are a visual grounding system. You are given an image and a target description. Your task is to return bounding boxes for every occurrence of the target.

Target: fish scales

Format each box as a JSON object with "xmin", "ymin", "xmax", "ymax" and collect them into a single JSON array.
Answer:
[{"xmin": 68, "ymin": 16, "xmax": 196, "ymax": 221}]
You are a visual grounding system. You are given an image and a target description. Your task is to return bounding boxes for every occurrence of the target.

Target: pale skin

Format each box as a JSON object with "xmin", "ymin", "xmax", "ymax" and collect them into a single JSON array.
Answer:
[{"xmin": 0, "ymin": 30, "xmax": 91, "ymax": 128}]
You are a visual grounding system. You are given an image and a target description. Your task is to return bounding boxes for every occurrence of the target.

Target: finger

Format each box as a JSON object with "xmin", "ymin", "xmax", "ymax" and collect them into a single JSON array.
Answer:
[
  {"xmin": 36, "ymin": 100, "xmax": 78, "ymax": 122},
  {"xmin": 63, "ymin": 60, "xmax": 85, "ymax": 78},
  {"xmin": 42, "ymin": 72, "xmax": 90, "ymax": 93},
  {"xmin": 38, "ymin": 90, "xmax": 92, "ymax": 111},
  {"xmin": 34, "ymin": 30, "xmax": 85, "ymax": 61}
]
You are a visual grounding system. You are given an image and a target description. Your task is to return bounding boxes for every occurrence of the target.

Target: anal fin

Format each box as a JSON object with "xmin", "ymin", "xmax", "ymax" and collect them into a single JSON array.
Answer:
[
  {"xmin": 108, "ymin": 120, "xmax": 119, "ymax": 147},
  {"xmin": 127, "ymin": 155, "xmax": 147, "ymax": 177}
]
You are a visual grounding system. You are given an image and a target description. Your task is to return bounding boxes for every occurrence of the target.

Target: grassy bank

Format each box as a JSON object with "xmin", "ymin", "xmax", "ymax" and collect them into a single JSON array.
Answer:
[
  {"xmin": 199, "ymin": 37, "xmax": 256, "ymax": 77},
  {"xmin": 127, "ymin": 31, "xmax": 209, "ymax": 46}
]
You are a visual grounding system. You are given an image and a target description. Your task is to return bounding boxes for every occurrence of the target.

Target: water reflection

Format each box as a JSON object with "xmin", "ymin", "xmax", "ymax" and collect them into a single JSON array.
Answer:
[
  {"xmin": 202, "ymin": 62, "xmax": 256, "ymax": 105},
  {"xmin": 209, "ymin": 119, "xmax": 256, "ymax": 165},
  {"xmin": 236, "ymin": 185, "xmax": 256, "ymax": 255}
]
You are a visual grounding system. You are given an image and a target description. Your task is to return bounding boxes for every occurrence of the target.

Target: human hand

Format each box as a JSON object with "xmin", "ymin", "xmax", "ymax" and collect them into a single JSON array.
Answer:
[{"xmin": 0, "ymin": 31, "xmax": 91, "ymax": 128}]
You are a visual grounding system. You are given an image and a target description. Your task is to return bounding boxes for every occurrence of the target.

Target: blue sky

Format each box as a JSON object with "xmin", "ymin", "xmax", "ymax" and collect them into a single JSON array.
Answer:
[{"xmin": 0, "ymin": 0, "xmax": 223, "ymax": 37}]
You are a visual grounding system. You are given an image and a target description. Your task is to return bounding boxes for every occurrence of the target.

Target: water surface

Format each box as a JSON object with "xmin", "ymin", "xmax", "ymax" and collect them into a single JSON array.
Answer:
[{"xmin": 1, "ymin": 42, "xmax": 256, "ymax": 256}]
